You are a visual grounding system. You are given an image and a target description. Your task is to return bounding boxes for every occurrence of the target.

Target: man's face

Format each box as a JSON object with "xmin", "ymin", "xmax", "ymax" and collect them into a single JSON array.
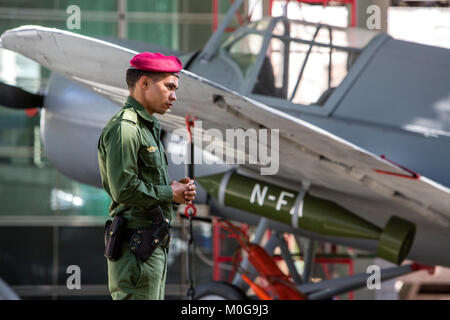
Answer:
[{"xmin": 140, "ymin": 73, "xmax": 179, "ymax": 115}]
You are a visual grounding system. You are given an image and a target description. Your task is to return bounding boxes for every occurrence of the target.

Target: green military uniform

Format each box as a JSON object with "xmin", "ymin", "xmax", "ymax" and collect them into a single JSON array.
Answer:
[{"xmin": 97, "ymin": 95, "xmax": 174, "ymax": 300}]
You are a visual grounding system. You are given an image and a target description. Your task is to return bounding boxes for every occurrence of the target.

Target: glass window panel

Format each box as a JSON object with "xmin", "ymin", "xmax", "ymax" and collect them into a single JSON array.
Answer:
[
  {"xmin": 315, "ymin": 27, "xmax": 331, "ymax": 45},
  {"xmin": 272, "ymin": 20, "xmax": 285, "ymax": 36},
  {"xmin": 253, "ymin": 36, "xmax": 354, "ymax": 106},
  {"xmin": 289, "ymin": 22, "xmax": 379, "ymax": 49},
  {"xmin": 289, "ymin": 46, "xmax": 349, "ymax": 105},
  {"xmin": 289, "ymin": 22, "xmax": 318, "ymax": 42},
  {"xmin": 223, "ymin": 33, "xmax": 264, "ymax": 78},
  {"xmin": 253, "ymin": 38, "xmax": 286, "ymax": 98}
]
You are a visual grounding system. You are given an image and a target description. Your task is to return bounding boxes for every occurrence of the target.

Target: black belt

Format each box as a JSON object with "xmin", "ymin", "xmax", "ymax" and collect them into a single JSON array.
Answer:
[
  {"xmin": 124, "ymin": 227, "xmax": 171, "ymax": 249},
  {"xmin": 129, "ymin": 206, "xmax": 171, "ymax": 248},
  {"xmin": 124, "ymin": 206, "xmax": 172, "ymax": 259}
]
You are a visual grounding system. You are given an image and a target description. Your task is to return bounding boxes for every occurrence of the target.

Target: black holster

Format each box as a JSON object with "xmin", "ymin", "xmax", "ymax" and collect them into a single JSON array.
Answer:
[
  {"xmin": 130, "ymin": 206, "xmax": 171, "ymax": 262},
  {"xmin": 104, "ymin": 215, "xmax": 127, "ymax": 261}
]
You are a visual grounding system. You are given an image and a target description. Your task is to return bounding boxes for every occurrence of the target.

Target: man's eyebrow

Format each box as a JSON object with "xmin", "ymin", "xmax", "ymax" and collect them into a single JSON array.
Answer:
[{"xmin": 166, "ymin": 82, "xmax": 179, "ymax": 90}]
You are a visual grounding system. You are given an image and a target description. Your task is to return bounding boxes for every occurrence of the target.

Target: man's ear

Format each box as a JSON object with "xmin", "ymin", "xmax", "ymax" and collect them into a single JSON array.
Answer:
[{"xmin": 139, "ymin": 75, "xmax": 150, "ymax": 89}]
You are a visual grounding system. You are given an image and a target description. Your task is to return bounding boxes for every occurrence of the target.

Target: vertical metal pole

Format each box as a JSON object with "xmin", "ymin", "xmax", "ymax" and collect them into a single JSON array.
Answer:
[
  {"xmin": 296, "ymin": 236, "xmax": 315, "ymax": 283},
  {"xmin": 282, "ymin": 18, "xmax": 290, "ymax": 99},
  {"xmin": 189, "ymin": 138, "xmax": 194, "ymax": 178},
  {"xmin": 251, "ymin": 217, "xmax": 269, "ymax": 244},
  {"xmin": 213, "ymin": 217, "xmax": 221, "ymax": 280},
  {"xmin": 180, "ymin": 0, "xmax": 188, "ymax": 52},
  {"xmin": 117, "ymin": 0, "xmax": 127, "ymax": 39},
  {"xmin": 328, "ymin": 26, "xmax": 332, "ymax": 89},
  {"xmin": 33, "ymin": 125, "xmax": 44, "ymax": 168},
  {"xmin": 351, "ymin": 0, "xmax": 357, "ymax": 27},
  {"xmin": 186, "ymin": 211, "xmax": 195, "ymax": 299},
  {"xmin": 213, "ymin": 0, "xmax": 219, "ymax": 31},
  {"xmin": 52, "ymin": 226, "xmax": 59, "ymax": 300},
  {"xmin": 185, "ymin": 117, "xmax": 196, "ymax": 300},
  {"xmin": 180, "ymin": 217, "xmax": 187, "ymax": 292},
  {"xmin": 171, "ymin": 0, "xmax": 179, "ymax": 50},
  {"xmin": 348, "ymin": 259, "xmax": 354, "ymax": 300}
]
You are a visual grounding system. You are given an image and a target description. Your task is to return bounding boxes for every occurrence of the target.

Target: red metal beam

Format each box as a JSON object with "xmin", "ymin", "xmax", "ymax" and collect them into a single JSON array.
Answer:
[
  {"xmin": 231, "ymin": 0, "xmax": 246, "ymax": 25},
  {"xmin": 213, "ymin": 0, "xmax": 219, "ymax": 31},
  {"xmin": 213, "ymin": 217, "xmax": 221, "ymax": 280}
]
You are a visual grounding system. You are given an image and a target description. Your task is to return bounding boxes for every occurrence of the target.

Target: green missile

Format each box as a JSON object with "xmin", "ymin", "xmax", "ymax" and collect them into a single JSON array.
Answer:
[{"xmin": 197, "ymin": 170, "xmax": 416, "ymax": 265}]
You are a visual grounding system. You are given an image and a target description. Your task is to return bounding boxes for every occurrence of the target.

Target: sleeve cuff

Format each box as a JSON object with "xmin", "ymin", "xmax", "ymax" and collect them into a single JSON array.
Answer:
[{"xmin": 157, "ymin": 185, "xmax": 173, "ymax": 204}]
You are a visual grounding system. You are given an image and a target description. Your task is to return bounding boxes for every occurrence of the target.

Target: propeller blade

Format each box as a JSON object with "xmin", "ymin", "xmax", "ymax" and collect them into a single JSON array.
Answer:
[{"xmin": 0, "ymin": 82, "xmax": 43, "ymax": 109}]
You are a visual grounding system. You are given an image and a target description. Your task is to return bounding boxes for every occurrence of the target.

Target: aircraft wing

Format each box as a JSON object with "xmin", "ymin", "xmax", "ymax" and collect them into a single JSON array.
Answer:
[{"xmin": 2, "ymin": 26, "xmax": 450, "ymax": 266}]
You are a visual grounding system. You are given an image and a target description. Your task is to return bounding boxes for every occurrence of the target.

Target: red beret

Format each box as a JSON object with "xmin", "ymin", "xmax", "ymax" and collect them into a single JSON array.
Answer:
[{"xmin": 129, "ymin": 52, "xmax": 183, "ymax": 74}]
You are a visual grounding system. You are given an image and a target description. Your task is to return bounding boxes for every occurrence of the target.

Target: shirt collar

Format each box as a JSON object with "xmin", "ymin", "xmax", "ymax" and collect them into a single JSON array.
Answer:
[{"xmin": 124, "ymin": 96, "xmax": 160, "ymax": 130}]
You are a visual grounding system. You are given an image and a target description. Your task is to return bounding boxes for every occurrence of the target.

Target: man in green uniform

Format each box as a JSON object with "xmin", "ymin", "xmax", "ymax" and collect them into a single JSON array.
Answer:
[{"xmin": 97, "ymin": 52, "xmax": 196, "ymax": 300}]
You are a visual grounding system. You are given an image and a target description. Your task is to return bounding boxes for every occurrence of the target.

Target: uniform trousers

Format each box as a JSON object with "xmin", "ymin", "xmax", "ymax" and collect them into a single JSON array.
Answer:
[{"xmin": 108, "ymin": 242, "xmax": 168, "ymax": 300}]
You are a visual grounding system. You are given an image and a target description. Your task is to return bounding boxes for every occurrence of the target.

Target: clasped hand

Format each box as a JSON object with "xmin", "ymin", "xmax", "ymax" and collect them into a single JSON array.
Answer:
[{"xmin": 171, "ymin": 177, "xmax": 197, "ymax": 205}]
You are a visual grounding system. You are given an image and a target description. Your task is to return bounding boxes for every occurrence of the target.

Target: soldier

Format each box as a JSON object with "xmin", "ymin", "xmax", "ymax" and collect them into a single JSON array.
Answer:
[{"xmin": 98, "ymin": 52, "xmax": 196, "ymax": 300}]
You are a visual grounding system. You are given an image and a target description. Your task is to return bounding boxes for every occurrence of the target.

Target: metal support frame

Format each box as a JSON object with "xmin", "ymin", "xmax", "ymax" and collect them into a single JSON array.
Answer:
[
  {"xmin": 300, "ymin": 264, "xmax": 421, "ymax": 300},
  {"xmin": 295, "ymin": 236, "xmax": 315, "ymax": 283},
  {"xmin": 274, "ymin": 232, "xmax": 303, "ymax": 285},
  {"xmin": 221, "ymin": 216, "xmax": 419, "ymax": 300},
  {"xmin": 276, "ymin": 236, "xmax": 355, "ymax": 299}
]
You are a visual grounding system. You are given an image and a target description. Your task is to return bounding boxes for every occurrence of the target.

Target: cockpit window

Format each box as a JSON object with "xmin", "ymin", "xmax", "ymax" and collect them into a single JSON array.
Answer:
[
  {"xmin": 253, "ymin": 37, "xmax": 286, "ymax": 99},
  {"xmin": 272, "ymin": 20, "xmax": 285, "ymax": 36},
  {"xmin": 252, "ymin": 21, "xmax": 369, "ymax": 106},
  {"xmin": 289, "ymin": 21, "xmax": 378, "ymax": 49},
  {"xmin": 288, "ymin": 44, "xmax": 351, "ymax": 105},
  {"xmin": 247, "ymin": 17, "xmax": 271, "ymax": 31},
  {"xmin": 287, "ymin": 21, "xmax": 318, "ymax": 41},
  {"xmin": 222, "ymin": 33, "xmax": 264, "ymax": 79}
]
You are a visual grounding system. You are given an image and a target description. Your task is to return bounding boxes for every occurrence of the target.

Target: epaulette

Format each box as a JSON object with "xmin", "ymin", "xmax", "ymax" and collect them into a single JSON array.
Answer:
[{"xmin": 122, "ymin": 109, "xmax": 137, "ymax": 125}]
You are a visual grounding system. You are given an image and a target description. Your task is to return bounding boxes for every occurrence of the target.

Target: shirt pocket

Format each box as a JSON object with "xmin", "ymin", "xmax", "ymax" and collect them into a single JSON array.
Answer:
[{"xmin": 139, "ymin": 147, "xmax": 159, "ymax": 168}]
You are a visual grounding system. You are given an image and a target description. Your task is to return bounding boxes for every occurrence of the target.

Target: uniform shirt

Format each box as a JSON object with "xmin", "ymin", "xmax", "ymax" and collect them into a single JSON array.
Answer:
[{"xmin": 98, "ymin": 95, "xmax": 173, "ymax": 229}]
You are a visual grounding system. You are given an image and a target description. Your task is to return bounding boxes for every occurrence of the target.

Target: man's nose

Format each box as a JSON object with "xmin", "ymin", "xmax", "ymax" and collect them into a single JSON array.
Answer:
[{"xmin": 169, "ymin": 91, "xmax": 177, "ymax": 102}]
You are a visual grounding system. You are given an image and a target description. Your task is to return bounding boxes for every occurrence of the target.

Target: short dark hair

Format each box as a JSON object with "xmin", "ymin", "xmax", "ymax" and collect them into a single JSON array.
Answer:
[{"xmin": 125, "ymin": 69, "xmax": 167, "ymax": 90}]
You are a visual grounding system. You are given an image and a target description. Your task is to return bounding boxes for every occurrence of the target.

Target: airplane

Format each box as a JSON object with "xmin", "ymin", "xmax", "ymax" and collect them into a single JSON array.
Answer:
[{"xmin": 0, "ymin": 0, "xmax": 449, "ymax": 299}]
